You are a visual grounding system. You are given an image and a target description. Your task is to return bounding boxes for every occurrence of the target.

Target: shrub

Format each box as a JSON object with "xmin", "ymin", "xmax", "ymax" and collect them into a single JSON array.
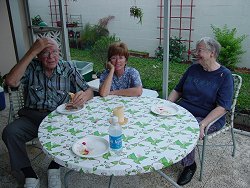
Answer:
[
  {"xmin": 155, "ymin": 46, "xmax": 164, "ymax": 61},
  {"xmin": 169, "ymin": 37, "xmax": 187, "ymax": 63},
  {"xmin": 155, "ymin": 37, "xmax": 187, "ymax": 63},
  {"xmin": 79, "ymin": 16, "xmax": 114, "ymax": 50},
  {"xmin": 90, "ymin": 35, "xmax": 120, "ymax": 64},
  {"xmin": 80, "ymin": 23, "xmax": 109, "ymax": 50},
  {"xmin": 211, "ymin": 24, "xmax": 247, "ymax": 70}
]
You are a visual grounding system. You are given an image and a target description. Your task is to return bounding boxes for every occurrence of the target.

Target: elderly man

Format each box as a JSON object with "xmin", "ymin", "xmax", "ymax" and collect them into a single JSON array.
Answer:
[{"xmin": 2, "ymin": 37, "xmax": 93, "ymax": 188}]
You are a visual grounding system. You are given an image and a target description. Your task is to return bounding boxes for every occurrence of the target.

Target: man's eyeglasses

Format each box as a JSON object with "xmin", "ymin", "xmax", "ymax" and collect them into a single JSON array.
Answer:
[
  {"xmin": 41, "ymin": 50, "xmax": 59, "ymax": 58},
  {"xmin": 110, "ymin": 56, "xmax": 126, "ymax": 62}
]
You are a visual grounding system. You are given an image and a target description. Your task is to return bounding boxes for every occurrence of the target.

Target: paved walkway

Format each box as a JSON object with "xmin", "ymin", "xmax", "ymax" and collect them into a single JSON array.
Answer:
[{"xmin": 0, "ymin": 93, "xmax": 249, "ymax": 188}]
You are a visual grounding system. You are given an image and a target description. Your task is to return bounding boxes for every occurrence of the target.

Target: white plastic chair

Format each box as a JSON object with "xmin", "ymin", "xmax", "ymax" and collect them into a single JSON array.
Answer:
[
  {"xmin": 197, "ymin": 74, "xmax": 242, "ymax": 181},
  {"xmin": 7, "ymin": 84, "xmax": 25, "ymax": 124},
  {"xmin": 87, "ymin": 78, "xmax": 159, "ymax": 97}
]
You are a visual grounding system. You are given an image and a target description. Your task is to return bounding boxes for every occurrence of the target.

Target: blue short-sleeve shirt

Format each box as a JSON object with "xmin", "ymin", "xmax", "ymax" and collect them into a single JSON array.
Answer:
[
  {"xmin": 175, "ymin": 64, "xmax": 233, "ymax": 127},
  {"xmin": 100, "ymin": 66, "xmax": 142, "ymax": 91}
]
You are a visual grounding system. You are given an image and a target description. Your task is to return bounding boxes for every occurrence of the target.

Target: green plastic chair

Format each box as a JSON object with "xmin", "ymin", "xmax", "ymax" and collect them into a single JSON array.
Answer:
[{"xmin": 197, "ymin": 74, "xmax": 242, "ymax": 181}]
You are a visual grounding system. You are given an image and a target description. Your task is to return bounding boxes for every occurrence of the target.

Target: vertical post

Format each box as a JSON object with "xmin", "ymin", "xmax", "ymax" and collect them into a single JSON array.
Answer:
[
  {"xmin": 23, "ymin": 0, "xmax": 33, "ymax": 46},
  {"xmin": 169, "ymin": 0, "xmax": 172, "ymax": 37},
  {"xmin": 6, "ymin": 0, "xmax": 27, "ymax": 62},
  {"xmin": 159, "ymin": 0, "xmax": 163, "ymax": 46},
  {"xmin": 162, "ymin": 0, "xmax": 170, "ymax": 99},
  {"xmin": 179, "ymin": 0, "xmax": 183, "ymax": 39},
  {"xmin": 54, "ymin": 0, "xmax": 57, "ymax": 23},
  {"xmin": 58, "ymin": 0, "xmax": 70, "ymax": 61},
  {"xmin": 49, "ymin": 0, "xmax": 53, "ymax": 26},
  {"xmin": 188, "ymin": 0, "xmax": 194, "ymax": 60}
]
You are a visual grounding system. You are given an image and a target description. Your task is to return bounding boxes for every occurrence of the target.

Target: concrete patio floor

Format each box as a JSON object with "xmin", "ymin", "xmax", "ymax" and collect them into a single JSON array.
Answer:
[{"xmin": 0, "ymin": 93, "xmax": 249, "ymax": 188}]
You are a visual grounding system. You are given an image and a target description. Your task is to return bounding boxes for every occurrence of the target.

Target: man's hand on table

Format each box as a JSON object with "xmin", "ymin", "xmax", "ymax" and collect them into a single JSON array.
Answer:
[{"xmin": 71, "ymin": 89, "xmax": 93, "ymax": 107}]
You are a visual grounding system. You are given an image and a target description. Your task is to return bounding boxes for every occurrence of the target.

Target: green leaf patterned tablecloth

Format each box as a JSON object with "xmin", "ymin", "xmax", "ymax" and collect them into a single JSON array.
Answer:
[{"xmin": 38, "ymin": 96, "xmax": 199, "ymax": 176}]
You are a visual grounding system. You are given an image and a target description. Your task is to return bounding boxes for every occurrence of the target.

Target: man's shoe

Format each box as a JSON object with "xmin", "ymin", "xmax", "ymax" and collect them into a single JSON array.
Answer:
[
  {"xmin": 177, "ymin": 162, "xmax": 197, "ymax": 185},
  {"xmin": 48, "ymin": 169, "xmax": 61, "ymax": 188},
  {"xmin": 24, "ymin": 178, "xmax": 40, "ymax": 188}
]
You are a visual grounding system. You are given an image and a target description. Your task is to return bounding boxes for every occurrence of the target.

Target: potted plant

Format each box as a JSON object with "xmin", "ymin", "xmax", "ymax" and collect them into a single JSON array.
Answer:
[
  {"xmin": 32, "ymin": 15, "xmax": 47, "ymax": 27},
  {"xmin": 56, "ymin": 21, "xmax": 78, "ymax": 28},
  {"xmin": 130, "ymin": 6, "xmax": 143, "ymax": 24},
  {"xmin": 32, "ymin": 15, "xmax": 42, "ymax": 26}
]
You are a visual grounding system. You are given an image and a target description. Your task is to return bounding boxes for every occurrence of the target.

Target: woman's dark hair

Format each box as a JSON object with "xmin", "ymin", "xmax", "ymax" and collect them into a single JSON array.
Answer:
[{"xmin": 107, "ymin": 42, "xmax": 129, "ymax": 61}]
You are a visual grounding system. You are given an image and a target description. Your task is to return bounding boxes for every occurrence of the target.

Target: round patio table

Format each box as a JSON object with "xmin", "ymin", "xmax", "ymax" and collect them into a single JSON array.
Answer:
[{"xmin": 38, "ymin": 96, "xmax": 199, "ymax": 187}]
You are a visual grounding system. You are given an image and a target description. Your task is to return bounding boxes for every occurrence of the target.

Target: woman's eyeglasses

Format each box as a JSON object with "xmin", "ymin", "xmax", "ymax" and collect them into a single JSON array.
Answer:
[
  {"xmin": 195, "ymin": 48, "xmax": 209, "ymax": 54},
  {"xmin": 110, "ymin": 56, "xmax": 126, "ymax": 62}
]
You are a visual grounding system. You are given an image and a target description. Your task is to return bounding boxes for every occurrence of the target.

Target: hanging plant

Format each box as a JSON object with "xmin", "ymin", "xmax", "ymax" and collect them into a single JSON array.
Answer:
[{"xmin": 130, "ymin": 6, "xmax": 143, "ymax": 24}]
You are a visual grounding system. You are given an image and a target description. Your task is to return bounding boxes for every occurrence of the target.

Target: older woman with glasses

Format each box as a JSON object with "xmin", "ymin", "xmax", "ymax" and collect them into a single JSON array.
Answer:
[
  {"xmin": 99, "ymin": 42, "xmax": 143, "ymax": 97},
  {"xmin": 168, "ymin": 37, "xmax": 234, "ymax": 186}
]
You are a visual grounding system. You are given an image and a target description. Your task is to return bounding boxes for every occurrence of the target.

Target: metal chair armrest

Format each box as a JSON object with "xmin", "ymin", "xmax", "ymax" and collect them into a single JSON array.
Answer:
[{"xmin": 204, "ymin": 112, "xmax": 227, "ymax": 135}]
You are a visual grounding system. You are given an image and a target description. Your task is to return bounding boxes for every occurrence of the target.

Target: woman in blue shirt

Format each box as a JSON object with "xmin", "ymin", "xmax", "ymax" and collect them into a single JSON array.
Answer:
[
  {"xmin": 99, "ymin": 42, "xmax": 142, "ymax": 97},
  {"xmin": 168, "ymin": 37, "xmax": 233, "ymax": 186}
]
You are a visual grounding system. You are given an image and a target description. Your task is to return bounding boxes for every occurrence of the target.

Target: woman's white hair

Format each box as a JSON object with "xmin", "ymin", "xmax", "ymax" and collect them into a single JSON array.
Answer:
[{"xmin": 196, "ymin": 37, "xmax": 221, "ymax": 59}]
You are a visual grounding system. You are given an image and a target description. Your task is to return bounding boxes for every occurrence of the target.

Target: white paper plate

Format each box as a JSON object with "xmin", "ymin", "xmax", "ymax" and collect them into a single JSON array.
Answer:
[
  {"xmin": 72, "ymin": 136, "xmax": 109, "ymax": 158},
  {"xmin": 151, "ymin": 104, "xmax": 179, "ymax": 116},
  {"xmin": 56, "ymin": 103, "xmax": 85, "ymax": 115}
]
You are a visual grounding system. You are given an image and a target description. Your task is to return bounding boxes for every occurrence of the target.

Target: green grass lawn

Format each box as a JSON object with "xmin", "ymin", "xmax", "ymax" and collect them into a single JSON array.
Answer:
[{"xmin": 70, "ymin": 48, "xmax": 250, "ymax": 112}]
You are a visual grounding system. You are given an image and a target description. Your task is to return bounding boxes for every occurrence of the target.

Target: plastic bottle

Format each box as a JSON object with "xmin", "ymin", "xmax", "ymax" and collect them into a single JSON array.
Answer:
[{"xmin": 109, "ymin": 116, "xmax": 123, "ymax": 155}]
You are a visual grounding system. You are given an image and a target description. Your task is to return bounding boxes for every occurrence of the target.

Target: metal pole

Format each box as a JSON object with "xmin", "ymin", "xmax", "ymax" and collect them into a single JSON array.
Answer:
[
  {"xmin": 156, "ymin": 170, "xmax": 182, "ymax": 188},
  {"xmin": 162, "ymin": 0, "xmax": 170, "ymax": 99},
  {"xmin": 108, "ymin": 175, "xmax": 114, "ymax": 188},
  {"xmin": 23, "ymin": 0, "xmax": 33, "ymax": 46},
  {"xmin": 58, "ymin": 0, "xmax": 70, "ymax": 61},
  {"xmin": 234, "ymin": 128, "xmax": 250, "ymax": 137}
]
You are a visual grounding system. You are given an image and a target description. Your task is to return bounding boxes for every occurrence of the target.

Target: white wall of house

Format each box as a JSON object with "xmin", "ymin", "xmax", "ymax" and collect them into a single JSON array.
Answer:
[
  {"xmin": 0, "ymin": 0, "xmax": 16, "ymax": 76},
  {"xmin": 0, "ymin": 0, "xmax": 31, "ymax": 76},
  {"xmin": 192, "ymin": 0, "xmax": 250, "ymax": 68},
  {"xmin": 27, "ymin": 0, "xmax": 250, "ymax": 68}
]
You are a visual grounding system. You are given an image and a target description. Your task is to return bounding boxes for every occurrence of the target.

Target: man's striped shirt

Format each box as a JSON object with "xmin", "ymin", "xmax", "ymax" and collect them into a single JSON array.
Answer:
[{"xmin": 21, "ymin": 59, "xmax": 89, "ymax": 111}]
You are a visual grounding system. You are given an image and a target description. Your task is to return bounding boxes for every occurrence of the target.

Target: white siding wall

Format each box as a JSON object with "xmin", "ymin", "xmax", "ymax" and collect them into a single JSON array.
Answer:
[
  {"xmin": 0, "ymin": 0, "xmax": 32, "ymax": 76},
  {"xmin": 28, "ymin": 0, "xmax": 250, "ymax": 68},
  {"xmin": 0, "ymin": 0, "xmax": 16, "ymax": 76}
]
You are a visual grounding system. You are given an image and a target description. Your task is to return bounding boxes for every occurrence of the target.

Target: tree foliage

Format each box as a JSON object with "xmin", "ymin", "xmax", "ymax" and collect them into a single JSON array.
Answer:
[
  {"xmin": 211, "ymin": 24, "xmax": 247, "ymax": 69},
  {"xmin": 155, "ymin": 37, "xmax": 187, "ymax": 63},
  {"xmin": 91, "ymin": 35, "xmax": 120, "ymax": 64}
]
